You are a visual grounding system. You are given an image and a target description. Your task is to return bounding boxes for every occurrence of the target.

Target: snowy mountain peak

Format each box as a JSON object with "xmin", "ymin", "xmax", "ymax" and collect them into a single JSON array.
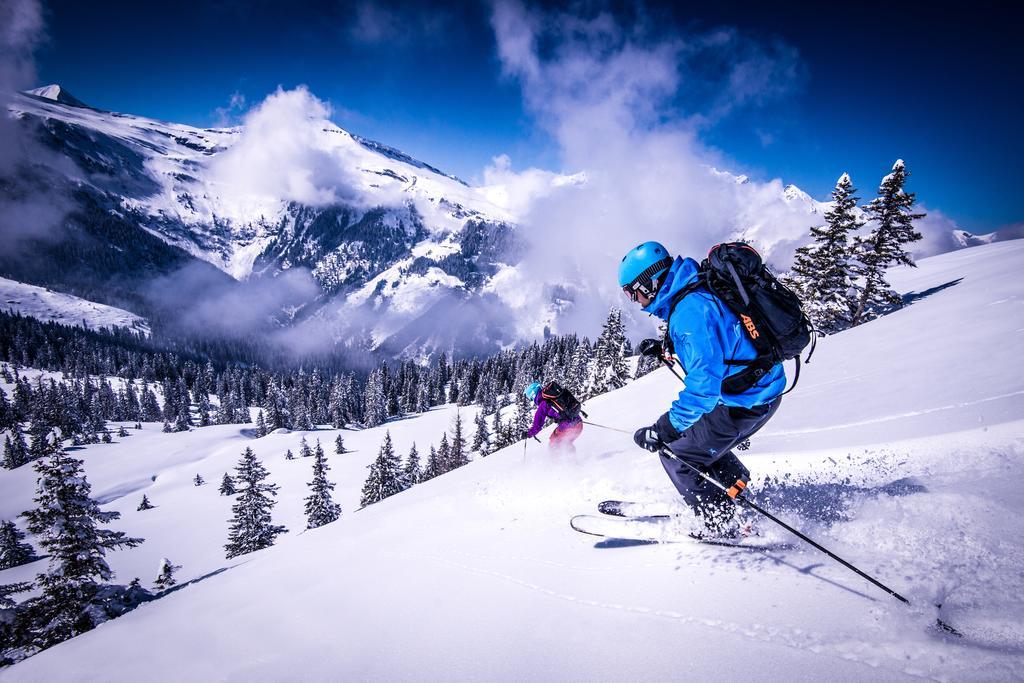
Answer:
[{"xmin": 25, "ymin": 84, "xmax": 90, "ymax": 108}]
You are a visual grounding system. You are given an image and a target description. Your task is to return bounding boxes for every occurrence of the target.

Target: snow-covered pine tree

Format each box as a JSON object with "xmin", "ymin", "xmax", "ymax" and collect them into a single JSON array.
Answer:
[
  {"xmin": 304, "ymin": 442, "xmax": 341, "ymax": 529},
  {"xmin": 472, "ymin": 410, "xmax": 491, "ymax": 455},
  {"xmin": 219, "ymin": 472, "xmax": 236, "ymax": 495},
  {"xmin": 360, "ymin": 432, "xmax": 404, "ymax": 506},
  {"xmin": 334, "ymin": 433, "xmax": 346, "ymax": 455},
  {"xmin": 18, "ymin": 448, "xmax": 143, "ymax": 648},
  {"xmin": 401, "ymin": 443, "xmax": 421, "ymax": 489},
  {"xmin": 449, "ymin": 413, "xmax": 469, "ymax": 469},
  {"xmin": 422, "ymin": 444, "xmax": 441, "ymax": 481},
  {"xmin": 193, "ymin": 474, "xmax": 205, "ymax": 487},
  {"xmin": 3, "ymin": 426, "xmax": 30, "ymax": 469},
  {"xmin": 117, "ymin": 425, "xmax": 128, "ymax": 438},
  {"xmin": 585, "ymin": 308, "xmax": 628, "ymax": 397},
  {"xmin": 436, "ymin": 432, "xmax": 452, "ymax": 475},
  {"xmin": 1, "ymin": 580, "xmax": 30, "ymax": 610},
  {"xmin": 0, "ymin": 519, "xmax": 36, "ymax": 569},
  {"xmin": 285, "ymin": 448, "xmax": 295, "ymax": 460},
  {"xmin": 136, "ymin": 494, "xmax": 154, "ymax": 511},
  {"xmin": 153, "ymin": 557, "xmax": 181, "ymax": 591},
  {"xmin": 362, "ymin": 365, "xmax": 388, "ymax": 428},
  {"xmin": 299, "ymin": 435, "xmax": 313, "ymax": 458},
  {"xmin": 255, "ymin": 410, "xmax": 268, "ymax": 438},
  {"xmin": 513, "ymin": 387, "xmax": 533, "ymax": 439},
  {"xmin": 852, "ymin": 160, "xmax": 926, "ymax": 326},
  {"xmin": 225, "ymin": 447, "xmax": 287, "ymax": 559},
  {"xmin": 491, "ymin": 409, "xmax": 508, "ymax": 450},
  {"xmin": 787, "ymin": 173, "xmax": 864, "ymax": 333},
  {"xmin": 139, "ymin": 386, "xmax": 161, "ymax": 422}
]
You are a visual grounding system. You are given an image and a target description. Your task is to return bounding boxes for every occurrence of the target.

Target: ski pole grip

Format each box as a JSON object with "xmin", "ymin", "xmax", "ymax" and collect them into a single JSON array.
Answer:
[{"xmin": 726, "ymin": 479, "xmax": 747, "ymax": 499}]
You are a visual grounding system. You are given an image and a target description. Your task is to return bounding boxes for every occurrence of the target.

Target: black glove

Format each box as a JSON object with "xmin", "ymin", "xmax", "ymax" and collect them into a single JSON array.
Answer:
[
  {"xmin": 637, "ymin": 338, "xmax": 664, "ymax": 358},
  {"xmin": 633, "ymin": 426, "xmax": 662, "ymax": 452},
  {"xmin": 633, "ymin": 412, "xmax": 682, "ymax": 453}
]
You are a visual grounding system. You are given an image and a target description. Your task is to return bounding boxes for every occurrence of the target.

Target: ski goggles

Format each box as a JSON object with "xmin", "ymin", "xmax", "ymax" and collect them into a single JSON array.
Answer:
[{"xmin": 622, "ymin": 256, "xmax": 672, "ymax": 302}]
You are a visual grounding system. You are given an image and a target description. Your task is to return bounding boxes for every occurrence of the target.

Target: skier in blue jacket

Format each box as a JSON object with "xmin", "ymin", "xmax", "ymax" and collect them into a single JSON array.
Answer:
[{"xmin": 619, "ymin": 241, "xmax": 786, "ymax": 537}]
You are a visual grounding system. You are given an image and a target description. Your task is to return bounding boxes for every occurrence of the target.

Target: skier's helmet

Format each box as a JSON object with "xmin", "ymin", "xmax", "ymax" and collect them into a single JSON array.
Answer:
[
  {"xmin": 619, "ymin": 241, "xmax": 673, "ymax": 302},
  {"xmin": 524, "ymin": 381, "xmax": 541, "ymax": 401}
]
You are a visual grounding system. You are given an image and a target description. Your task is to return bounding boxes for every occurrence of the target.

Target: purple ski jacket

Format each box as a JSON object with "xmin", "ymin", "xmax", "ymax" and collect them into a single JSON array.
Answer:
[{"xmin": 526, "ymin": 396, "xmax": 580, "ymax": 438}]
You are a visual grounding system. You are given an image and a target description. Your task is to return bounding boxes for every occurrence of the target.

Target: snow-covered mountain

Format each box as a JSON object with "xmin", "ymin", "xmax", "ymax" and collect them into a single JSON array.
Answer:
[
  {"xmin": 2, "ymin": 241, "xmax": 1023, "ymax": 681},
  {"xmin": 0, "ymin": 276, "xmax": 149, "ymax": 335},
  {"xmin": 1, "ymin": 85, "xmax": 974, "ymax": 359},
  {"xmin": 3, "ymin": 86, "xmax": 552, "ymax": 358}
]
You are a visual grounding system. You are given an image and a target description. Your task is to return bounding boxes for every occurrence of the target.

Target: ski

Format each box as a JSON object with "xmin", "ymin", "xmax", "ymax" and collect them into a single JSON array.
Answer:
[
  {"xmin": 570, "ymin": 514, "xmax": 786, "ymax": 550},
  {"xmin": 597, "ymin": 499, "xmax": 674, "ymax": 518}
]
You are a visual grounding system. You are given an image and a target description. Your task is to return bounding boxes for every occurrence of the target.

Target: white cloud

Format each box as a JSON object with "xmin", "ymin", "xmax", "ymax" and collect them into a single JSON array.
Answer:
[
  {"xmin": 346, "ymin": 1, "xmax": 451, "ymax": 45},
  {"xmin": 211, "ymin": 91, "xmax": 246, "ymax": 128},
  {"xmin": 208, "ymin": 86, "xmax": 368, "ymax": 207},
  {"xmin": 486, "ymin": 0, "xmax": 813, "ymax": 339}
]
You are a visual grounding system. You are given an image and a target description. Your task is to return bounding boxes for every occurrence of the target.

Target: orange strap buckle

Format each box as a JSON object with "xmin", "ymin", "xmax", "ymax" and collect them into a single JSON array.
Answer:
[{"xmin": 726, "ymin": 479, "xmax": 747, "ymax": 499}]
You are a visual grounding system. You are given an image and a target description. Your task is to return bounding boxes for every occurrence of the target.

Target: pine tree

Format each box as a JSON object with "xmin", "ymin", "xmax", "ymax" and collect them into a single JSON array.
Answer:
[
  {"xmin": 193, "ymin": 474, "xmax": 205, "ymax": 487},
  {"xmin": 1, "ymin": 580, "xmax": 31, "ymax": 611},
  {"xmin": 334, "ymin": 433, "xmax": 346, "ymax": 455},
  {"xmin": 586, "ymin": 308, "xmax": 629, "ymax": 397},
  {"xmin": 0, "ymin": 519, "xmax": 36, "ymax": 569},
  {"xmin": 788, "ymin": 173, "xmax": 863, "ymax": 333},
  {"xmin": 436, "ymin": 432, "xmax": 452, "ymax": 475},
  {"xmin": 225, "ymin": 447, "xmax": 287, "ymax": 558},
  {"xmin": 491, "ymin": 409, "xmax": 508, "ymax": 450},
  {"xmin": 3, "ymin": 426, "xmax": 29, "ymax": 469},
  {"xmin": 472, "ymin": 411, "xmax": 491, "ymax": 455},
  {"xmin": 360, "ymin": 432, "xmax": 404, "ymax": 506},
  {"xmin": 362, "ymin": 366, "xmax": 388, "ymax": 428},
  {"xmin": 117, "ymin": 425, "xmax": 128, "ymax": 438},
  {"xmin": 153, "ymin": 557, "xmax": 181, "ymax": 591},
  {"xmin": 513, "ymin": 388, "xmax": 533, "ymax": 439},
  {"xmin": 255, "ymin": 410, "xmax": 268, "ymax": 437},
  {"xmin": 423, "ymin": 444, "xmax": 441, "ymax": 481},
  {"xmin": 18, "ymin": 449, "xmax": 143, "ymax": 648},
  {"xmin": 304, "ymin": 442, "xmax": 341, "ymax": 529},
  {"xmin": 449, "ymin": 412, "xmax": 469, "ymax": 469},
  {"xmin": 219, "ymin": 472, "xmax": 236, "ymax": 495},
  {"xmin": 401, "ymin": 443, "xmax": 421, "ymax": 489},
  {"xmin": 852, "ymin": 160, "xmax": 926, "ymax": 326},
  {"xmin": 285, "ymin": 448, "xmax": 295, "ymax": 460},
  {"xmin": 136, "ymin": 494, "xmax": 154, "ymax": 511},
  {"xmin": 299, "ymin": 435, "xmax": 313, "ymax": 458}
]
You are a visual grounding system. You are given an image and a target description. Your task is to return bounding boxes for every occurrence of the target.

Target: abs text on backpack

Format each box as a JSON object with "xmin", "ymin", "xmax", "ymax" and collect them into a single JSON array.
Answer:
[
  {"xmin": 540, "ymin": 381, "xmax": 586, "ymax": 422},
  {"xmin": 669, "ymin": 242, "xmax": 815, "ymax": 395}
]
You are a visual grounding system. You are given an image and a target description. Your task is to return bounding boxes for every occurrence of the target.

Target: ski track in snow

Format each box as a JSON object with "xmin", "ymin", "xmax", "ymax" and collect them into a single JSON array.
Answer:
[
  {"xmin": 765, "ymin": 389, "xmax": 1024, "ymax": 436},
  {"xmin": 388, "ymin": 549, "xmax": 995, "ymax": 681}
]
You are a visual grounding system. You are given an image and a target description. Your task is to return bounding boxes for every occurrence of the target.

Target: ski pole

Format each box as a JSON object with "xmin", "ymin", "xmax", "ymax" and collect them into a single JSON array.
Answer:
[
  {"xmin": 659, "ymin": 358, "xmax": 685, "ymax": 384},
  {"xmin": 639, "ymin": 338, "xmax": 686, "ymax": 384},
  {"xmin": 659, "ymin": 447, "xmax": 962, "ymax": 637},
  {"xmin": 582, "ymin": 420, "xmax": 632, "ymax": 434}
]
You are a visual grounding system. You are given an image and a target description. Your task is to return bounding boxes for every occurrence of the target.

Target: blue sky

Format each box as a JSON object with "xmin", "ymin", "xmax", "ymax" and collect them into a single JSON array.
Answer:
[{"xmin": 34, "ymin": 0, "xmax": 1021, "ymax": 231}]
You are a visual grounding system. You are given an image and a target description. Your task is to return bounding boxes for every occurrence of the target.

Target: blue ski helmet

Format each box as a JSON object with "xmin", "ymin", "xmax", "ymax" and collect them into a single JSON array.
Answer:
[
  {"xmin": 618, "ymin": 241, "xmax": 673, "ymax": 301},
  {"xmin": 524, "ymin": 381, "xmax": 541, "ymax": 401}
]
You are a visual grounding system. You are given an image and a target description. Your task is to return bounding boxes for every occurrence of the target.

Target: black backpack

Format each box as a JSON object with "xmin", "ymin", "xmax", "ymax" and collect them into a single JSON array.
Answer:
[
  {"xmin": 540, "ymin": 381, "xmax": 586, "ymax": 422},
  {"xmin": 667, "ymin": 242, "xmax": 815, "ymax": 395}
]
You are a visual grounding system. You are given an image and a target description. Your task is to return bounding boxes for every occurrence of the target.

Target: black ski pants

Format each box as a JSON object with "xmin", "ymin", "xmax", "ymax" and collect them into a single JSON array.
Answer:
[{"xmin": 658, "ymin": 397, "xmax": 781, "ymax": 531}]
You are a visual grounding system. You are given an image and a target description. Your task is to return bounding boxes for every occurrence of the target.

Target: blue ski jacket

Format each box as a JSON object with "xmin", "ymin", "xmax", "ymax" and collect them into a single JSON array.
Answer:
[{"xmin": 644, "ymin": 256, "xmax": 786, "ymax": 433}]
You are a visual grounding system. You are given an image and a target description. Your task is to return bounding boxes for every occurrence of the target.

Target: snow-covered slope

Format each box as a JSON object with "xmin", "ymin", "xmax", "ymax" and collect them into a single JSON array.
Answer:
[
  {"xmin": 0, "ymin": 277, "xmax": 149, "ymax": 334},
  {"xmin": 2, "ymin": 241, "xmax": 1023, "ymax": 680}
]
